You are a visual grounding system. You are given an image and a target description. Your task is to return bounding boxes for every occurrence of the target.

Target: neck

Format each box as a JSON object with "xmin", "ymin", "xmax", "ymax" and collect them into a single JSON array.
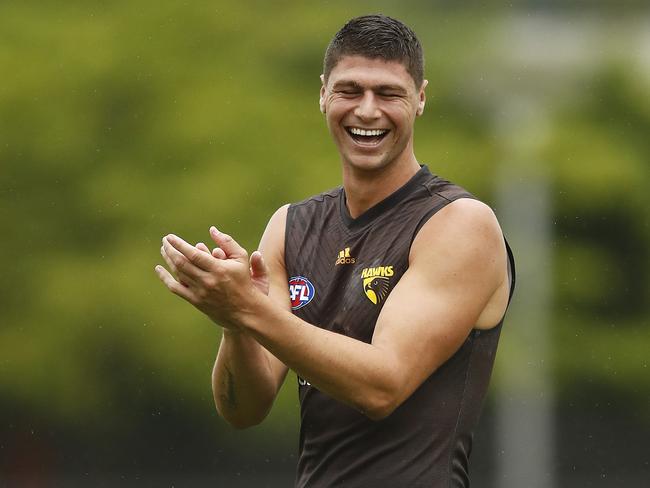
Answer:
[{"xmin": 342, "ymin": 152, "xmax": 421, "ymax": 219}]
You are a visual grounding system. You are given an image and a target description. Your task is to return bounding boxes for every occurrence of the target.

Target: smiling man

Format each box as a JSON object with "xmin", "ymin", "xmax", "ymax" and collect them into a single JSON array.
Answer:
[{"xmin": 157, "ymin": 14, "xmax": 515, "ymax": 487}]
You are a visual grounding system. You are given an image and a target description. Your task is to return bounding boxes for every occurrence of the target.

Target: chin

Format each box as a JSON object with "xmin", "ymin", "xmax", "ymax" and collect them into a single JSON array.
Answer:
[{"xmin": 344, "ymin": 156, "xmax": 392, "ymax": 173}]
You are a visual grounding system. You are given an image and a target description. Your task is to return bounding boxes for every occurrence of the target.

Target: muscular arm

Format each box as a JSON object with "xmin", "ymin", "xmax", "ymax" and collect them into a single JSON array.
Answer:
[
  {"xmin": 211, "ymin": 206, "xmax": 290, "ymax": 428},
  {"xmin": 237, "ymin": 199, "xmax": 508, "ymax": 419},
  {"xmin": 159, "ymin": 199, "xmax": 509, "ymax": 421}
]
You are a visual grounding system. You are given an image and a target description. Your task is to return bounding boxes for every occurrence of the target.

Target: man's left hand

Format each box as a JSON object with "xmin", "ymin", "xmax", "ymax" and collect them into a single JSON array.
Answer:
[{"xmin": 155, "ymin": 226, "xmax": 263, "ymax": 329}]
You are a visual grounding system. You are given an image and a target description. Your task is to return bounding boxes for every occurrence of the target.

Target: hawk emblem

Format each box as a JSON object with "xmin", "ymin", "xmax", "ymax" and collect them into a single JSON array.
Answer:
[
  {"xmin": 363, "ymin": 276, "xmax": 391, "ymax": 305},
  {"xmin": 360, "ymin": 265, "xmax": 394, "ymax": 305}
]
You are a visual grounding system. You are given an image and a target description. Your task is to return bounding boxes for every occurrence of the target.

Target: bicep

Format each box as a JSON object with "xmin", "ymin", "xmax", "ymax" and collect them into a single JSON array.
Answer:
[
  {"xmin": 257, "ymin": 204, "xmax": 292, "ymax": 390},
  {"xmin": 371, "ymin": 199, "xmax": 506, "ymax": 403}
]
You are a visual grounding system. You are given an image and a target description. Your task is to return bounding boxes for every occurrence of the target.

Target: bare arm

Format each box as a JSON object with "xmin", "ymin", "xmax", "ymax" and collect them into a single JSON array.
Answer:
[
  {"xmin": 211, "ymin": 206, "xmax": 290, "ymax": 428},
  {"xmin": 157, "ymin": 199, "xmax": 508, "ymax": 420},
  {"xmin": 212, "ymin": 327, "xmax": 288, "ymax": 428},
  {"xmin": 239, "ymin": 200, "xmax": 508, "ymax": 418},
  {"xmin": 158, "ymin": 206, "xmax": 290, "ymax": 429}
]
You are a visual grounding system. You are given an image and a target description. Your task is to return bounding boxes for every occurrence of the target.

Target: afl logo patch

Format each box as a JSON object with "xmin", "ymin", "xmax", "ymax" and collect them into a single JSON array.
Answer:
[{"xmin": 289, "ymin": 276, "xmax": 315, "ymax": 310}]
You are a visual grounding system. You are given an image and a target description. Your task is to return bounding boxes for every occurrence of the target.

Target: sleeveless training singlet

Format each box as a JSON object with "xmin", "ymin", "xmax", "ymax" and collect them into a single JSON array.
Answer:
[{"xmin": 284, "ymin": 165, "xmax": 515, "ymax": 488}]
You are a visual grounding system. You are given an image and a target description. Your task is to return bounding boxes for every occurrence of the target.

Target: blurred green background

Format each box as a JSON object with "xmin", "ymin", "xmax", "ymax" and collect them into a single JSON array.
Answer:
[{"xmin": 1, "ymin": 1, "xmax": 648, "ymax": 486}]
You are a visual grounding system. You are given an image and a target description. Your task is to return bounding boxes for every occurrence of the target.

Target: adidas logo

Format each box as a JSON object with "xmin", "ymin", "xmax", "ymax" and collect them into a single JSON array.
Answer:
[{"xmin": 335, "ymin": 247, "xmax": 356, "ymax": 265}]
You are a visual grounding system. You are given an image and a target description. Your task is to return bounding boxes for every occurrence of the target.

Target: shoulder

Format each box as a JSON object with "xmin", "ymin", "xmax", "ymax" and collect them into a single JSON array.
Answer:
[
  {"xmin": 263, "ymin": 204, "xmax": 290, "ymax": 239},
  {"xmin": 421, "ymin": 170, "xmax": 475, "ymax": 202},
  {"xmin": 258, "ymin": 205, "xmax": 290, "ymax": 257},
  {"xmin": 410, "ymin": 198, "xmax": 505, "ymax": 279},
  {"xmin": 423, "ymin": 197, "xmax": 501, "ymax": 237},
  {"xmin": 289, "ymin": 187, "xmax": 342, "ymax": 210},
  {"xmin": 285, "ymin": 187, "xmax": 342, "ymax": 230},
  {"xmin": 261, "ymin": 192, "xmax": 343, "ymax": 254}
]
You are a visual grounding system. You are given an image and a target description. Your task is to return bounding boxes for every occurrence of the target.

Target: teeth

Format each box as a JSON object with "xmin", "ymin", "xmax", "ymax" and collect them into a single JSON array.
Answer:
[{"xmin": 349, "ymin": 128, "xmax": 388, "ymax": 137}]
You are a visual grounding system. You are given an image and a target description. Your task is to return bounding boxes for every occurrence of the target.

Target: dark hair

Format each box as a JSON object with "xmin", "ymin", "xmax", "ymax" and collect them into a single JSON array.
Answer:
[{"xmin": 323, "ymin": 14, "xmax": 424, "ymax": 88}]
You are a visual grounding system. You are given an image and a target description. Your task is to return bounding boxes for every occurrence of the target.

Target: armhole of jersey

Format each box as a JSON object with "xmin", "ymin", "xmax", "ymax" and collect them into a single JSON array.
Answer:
[
  {"xmin": 284, "ymin": 204, "xmax": 295, "ymax": 275},
  {"xmin": 504, "ymin": 237, "xmax": 516, "ymax": 304},
  {"xmin": 409, "ymin": 194, "xmax": 478, "ymax": 251},
  {"xmin": 487, "ymin": 237, "xmax": 516, "ymax": 331}
]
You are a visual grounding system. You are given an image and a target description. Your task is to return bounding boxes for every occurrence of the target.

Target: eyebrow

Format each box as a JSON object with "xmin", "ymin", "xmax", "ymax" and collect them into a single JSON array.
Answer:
[
  {"xmin": 332, "ymin": 80, "xmax": 408, "ymax": 95},
  {"xmin": 331, "ymin": 80, "xmax": 362, "ymax": 91}
]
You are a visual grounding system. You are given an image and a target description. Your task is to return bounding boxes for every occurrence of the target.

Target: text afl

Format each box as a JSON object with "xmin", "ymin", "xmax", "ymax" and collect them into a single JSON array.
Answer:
[{"xmin": 289, "ymin": 276, "xmax": 316, "ymax": 310}]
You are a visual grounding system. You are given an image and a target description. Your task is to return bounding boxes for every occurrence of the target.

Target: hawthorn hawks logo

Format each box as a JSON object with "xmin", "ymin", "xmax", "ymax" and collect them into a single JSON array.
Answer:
[
  {"xmin": 289, "ymin": 276, "xmax": 315, "ymax": 310},
  {"xmin": 361, "ymin": 266, "xmax": 394, "ymax": 305}
]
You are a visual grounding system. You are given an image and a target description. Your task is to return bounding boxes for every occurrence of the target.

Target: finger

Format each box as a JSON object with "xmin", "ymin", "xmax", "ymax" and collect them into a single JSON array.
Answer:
[
  {"xmin": 212, "ymin": 247, "xmax": 226, "ymax": 260},
  {"xmin": 160, "ymin": 245, "xmax": 198, "ymax": 287},
  {"xmin": 155, "ymin": 265, "xmax": 197, "ymax": 303},
  {"xmin": 165, "ymin": 234, "xmax": 216, "ymax": 271},
  {"xmin": 209, "ymin": 226, "xmax": 248, "ymax": 260},
  {"xmin": 249, "ymin": 250, "xmax": 268, "ymax": 280},
  {"xmin": 196, "ymin": 242, "xmax": 210, "ymax": 253},
  {"xmin": 160, "ymin": 245, "xmax": 178, "ymax": 273},
  {"xmin": 163, "ymin": 237, "xmax": 212, "ymax": 278}
]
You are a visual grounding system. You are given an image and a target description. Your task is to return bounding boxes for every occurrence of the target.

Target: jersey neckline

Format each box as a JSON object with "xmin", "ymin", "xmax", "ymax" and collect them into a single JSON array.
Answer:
[{"xmin": 339, "ymin": 165, "xmax": 432, "ymax": 231}]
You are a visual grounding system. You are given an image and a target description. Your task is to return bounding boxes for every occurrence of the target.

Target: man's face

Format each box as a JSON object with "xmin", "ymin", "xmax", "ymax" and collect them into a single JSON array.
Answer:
[{"xmin": 320, "ymin": 55, "xmax": 427, "ymax": 173}]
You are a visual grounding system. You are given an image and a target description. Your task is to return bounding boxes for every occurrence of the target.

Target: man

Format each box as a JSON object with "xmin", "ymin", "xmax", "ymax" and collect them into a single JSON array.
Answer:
[{"xmin": 156, "ymin": 14, "xmax": 515, "ymax": 487}]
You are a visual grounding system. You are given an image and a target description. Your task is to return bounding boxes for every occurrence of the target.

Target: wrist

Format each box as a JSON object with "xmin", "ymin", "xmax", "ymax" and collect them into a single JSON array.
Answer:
[
  {"xmin": 222, "ymin": 327, "xmax": 244, "ymax": 338},
  {"xmin": 234, "ymin": 290, "xmax": 273, "ymax": 336}
]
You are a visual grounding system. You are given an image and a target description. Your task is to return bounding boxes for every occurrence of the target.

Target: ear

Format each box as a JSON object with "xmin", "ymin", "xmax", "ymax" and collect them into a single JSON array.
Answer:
[
  {"xmin": 319, "ymin": 74, "xmax": 326, "ymax": 114},
  {"xmin": 416, "ymin": 79, "xmax": 428, "ymax": 116}
]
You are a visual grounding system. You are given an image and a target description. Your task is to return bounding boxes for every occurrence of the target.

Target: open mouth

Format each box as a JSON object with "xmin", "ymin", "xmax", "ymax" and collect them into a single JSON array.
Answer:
[{"xmin": 346, "ymin": 127, "xmax": 390, "ymax": 145}]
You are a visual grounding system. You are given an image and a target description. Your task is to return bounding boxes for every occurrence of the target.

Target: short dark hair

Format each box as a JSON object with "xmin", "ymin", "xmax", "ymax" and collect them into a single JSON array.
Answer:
[{"xmin": 323, "ymin": 14, "xmax": 424, "ymax": 88}]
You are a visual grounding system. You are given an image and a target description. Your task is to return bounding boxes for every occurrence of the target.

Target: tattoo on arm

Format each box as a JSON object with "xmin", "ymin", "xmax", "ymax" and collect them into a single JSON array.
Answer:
[{"xmin": 219, "ymin": 365, "xmax": 237, "ymax": 410}]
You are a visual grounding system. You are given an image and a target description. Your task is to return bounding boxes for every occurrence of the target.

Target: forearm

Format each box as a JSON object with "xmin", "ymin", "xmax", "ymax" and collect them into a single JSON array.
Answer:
[
  {"xmin": 158, "ymin": 227, "xmax": 400, "ymax": 419},
  {"xmin": 212, "ymin": 329, "xmax": 282, "ymax": 428},
  {"xmin": 238, "ymin": 296, "xmax": 400, "ymax": 420}
]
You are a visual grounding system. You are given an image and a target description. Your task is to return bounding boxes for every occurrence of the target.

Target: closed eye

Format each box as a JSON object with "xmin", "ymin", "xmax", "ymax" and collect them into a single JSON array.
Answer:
[{"xmin": 337, "ymin": 90, "xmax": 360, "ymax": 97}]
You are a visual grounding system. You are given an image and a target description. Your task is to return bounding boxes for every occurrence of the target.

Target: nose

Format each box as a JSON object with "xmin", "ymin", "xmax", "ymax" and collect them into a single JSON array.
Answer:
[{"xmin": 353, "ymin": 90, "xmax": 381, "ymax": 120}]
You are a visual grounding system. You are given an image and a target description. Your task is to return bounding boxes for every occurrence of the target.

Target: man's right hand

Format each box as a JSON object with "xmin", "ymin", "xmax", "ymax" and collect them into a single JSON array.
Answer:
[{"xmin": 196, "ymin": 238, "xmax": 270, "ymax": 296}]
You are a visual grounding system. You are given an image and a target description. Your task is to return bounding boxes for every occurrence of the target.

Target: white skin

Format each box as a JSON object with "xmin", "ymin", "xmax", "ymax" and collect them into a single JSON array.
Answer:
[{"xmin": 156, "ymin": 55, "xmax": 510, "ymax": 426}]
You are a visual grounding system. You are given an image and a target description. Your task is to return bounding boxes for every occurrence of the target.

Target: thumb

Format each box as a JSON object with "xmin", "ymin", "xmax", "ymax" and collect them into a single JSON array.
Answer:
[
  {"xmin": 249, "ymin": 250, "xmax": 268, "ymax": 280},
  {"xmin": 209, "ymin": 226, "xmax": 248, "ymax": 259}
]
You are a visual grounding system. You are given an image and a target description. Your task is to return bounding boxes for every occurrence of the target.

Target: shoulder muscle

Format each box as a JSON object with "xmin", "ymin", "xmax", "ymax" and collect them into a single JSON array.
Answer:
[{"xmin": 410, "ymin": 198, "xmax": 505, "ymax": 293}]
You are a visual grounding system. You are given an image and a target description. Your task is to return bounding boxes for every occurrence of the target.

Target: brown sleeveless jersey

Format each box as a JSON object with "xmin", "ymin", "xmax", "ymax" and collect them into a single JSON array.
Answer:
[{"xmin": 284, "ymin": 165, "xmax": 515, "ymax": 488}]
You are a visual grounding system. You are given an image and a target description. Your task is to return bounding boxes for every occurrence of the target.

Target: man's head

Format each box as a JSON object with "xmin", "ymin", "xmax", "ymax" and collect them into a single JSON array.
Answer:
[
  {"xmin": 319, "ymin": 16, "xmax": 427, "ymax": 174},
  {"xmin": 323, "ymin": 14, "xmax": 424, "ymax": 90}
]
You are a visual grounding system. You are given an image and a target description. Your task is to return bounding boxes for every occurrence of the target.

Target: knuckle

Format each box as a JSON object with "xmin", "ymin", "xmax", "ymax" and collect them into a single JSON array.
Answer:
[
  {"xmin": 175, "ymin": 257, "xmax": 187, "ymax": 271},
  {"xmin": 170, "ymin": 282, "xmax": 193, "ymax": 302},
  {"xmin": 203, "ymin": 275, "xmax": 216, "ymax": 288},
  {"xmin": 188, "ymin": 249, "xmax": 201, "ymax": 263}
]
